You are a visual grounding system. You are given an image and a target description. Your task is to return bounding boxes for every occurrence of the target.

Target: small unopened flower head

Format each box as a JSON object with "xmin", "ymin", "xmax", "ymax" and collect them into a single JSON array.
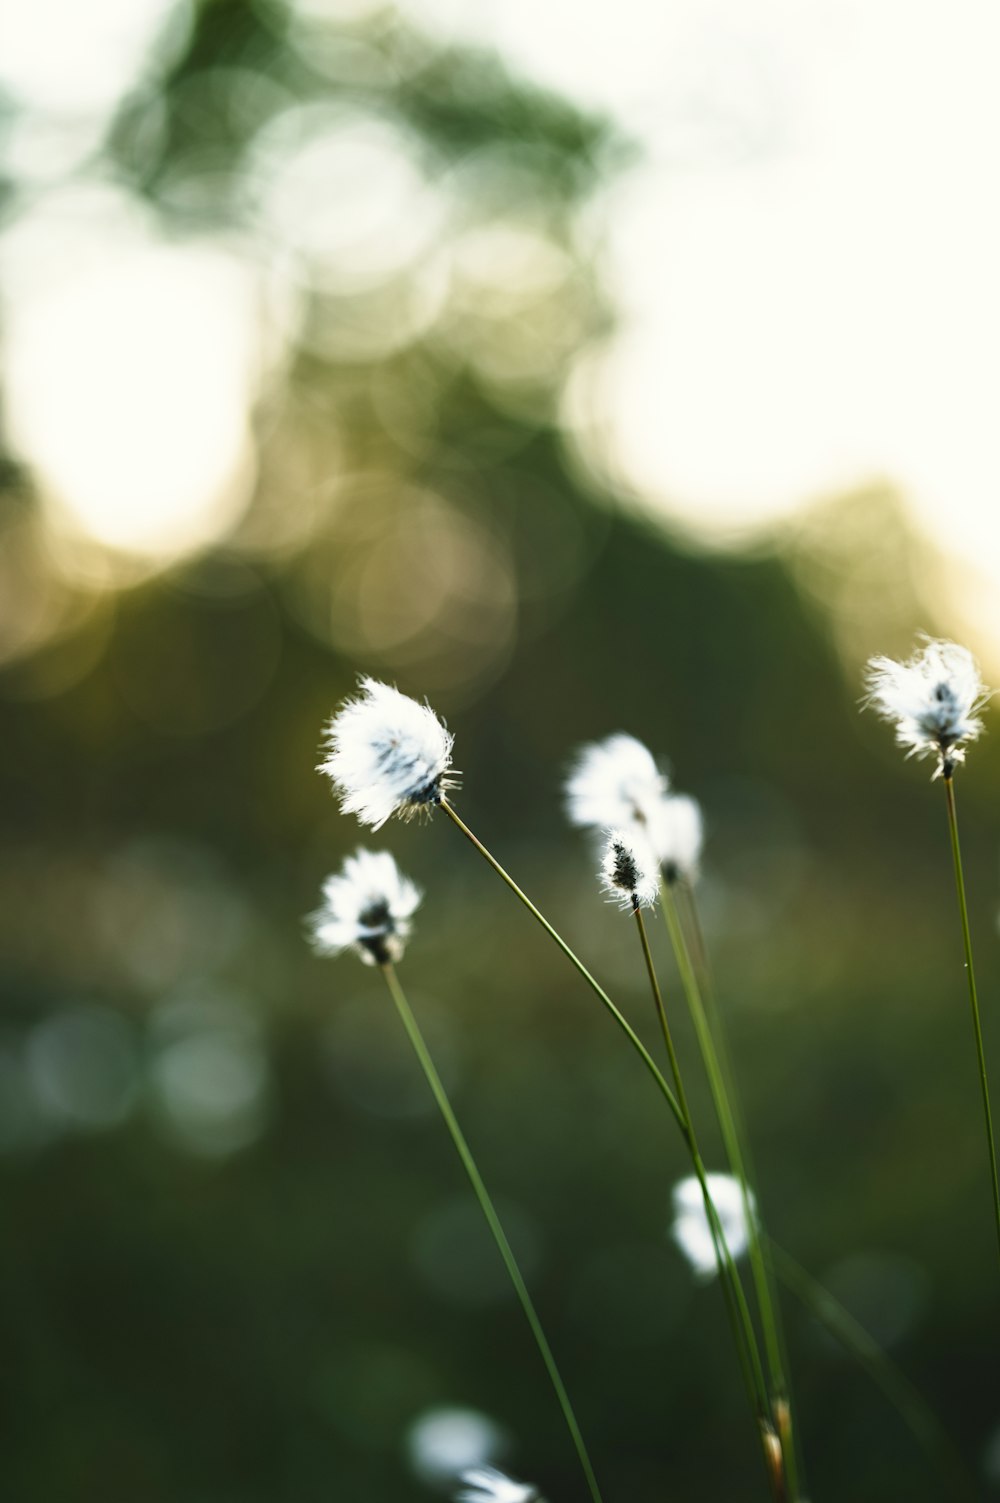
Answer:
[
  {"xmin": 599, "ymin": 829, "xmax": 659, "ymax": 911},
  {"xmin": 646, "ymin": 793, "xmax": 704, "ymax": 884},
  {"xmin": 671, "ymin": 1172, "xmax": 756, "ymax": 1281},
  {"xmin": 308, "ymin": 849, "xmax": 421, "ymax": 966},
  {"xmin": 565, "ymin": 733, "xmax": 669, "ymax": 832},
  {"xmin": 457, "ymin": 1466, "xmax": 540, "ymax": 1503},
  {"xmin": 319, "ymin": 677, "xmax": 456, "ymax": 829},
  {"xmin": 864, "ymin": 638, "xmax": 990, "ymax": 776}
]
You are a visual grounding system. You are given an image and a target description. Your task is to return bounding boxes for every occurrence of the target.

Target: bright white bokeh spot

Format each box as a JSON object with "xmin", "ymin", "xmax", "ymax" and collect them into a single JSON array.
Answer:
[
  {"xmin": 250, "ymin": 105, "xmax": 441, "ymax": 294},
  {"xmin": 0, "ymin": 0, "xmax": 189, "ymax": 114},
  {"xmin": 4, "ymin": 241, "xmax": 261, "ymax": 559},
  {"xmin": 460, "ymin": 0, "xmax": 1000, "ymax": 637}
]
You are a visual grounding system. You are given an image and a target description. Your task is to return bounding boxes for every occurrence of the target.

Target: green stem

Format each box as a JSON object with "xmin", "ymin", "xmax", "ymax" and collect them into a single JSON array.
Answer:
[
  {"xmin": 661, "ymin": 885, "xmax": 801, "ymax": 1501},
  {"xmin": 440, "ymin": 799, "xmax": 686, "ymax": 1134},
  {"xmin": 633, "ymin": 903, "xmax": 772, "ymax": 1433},
  {"xmin": 440, "ymin": 801, "xmax": 781, "ymax": 1496},
  {"xmin": 771, "ymin": 1243, "xmax": 977, "ymax": 1502},
  {"xmin": 380, "ymin": 962, "xmax": 604, "ymax": 1503},
  {"xmin": 942, "ymin": 772, "xmax": 1000, "ymax": 1267}
]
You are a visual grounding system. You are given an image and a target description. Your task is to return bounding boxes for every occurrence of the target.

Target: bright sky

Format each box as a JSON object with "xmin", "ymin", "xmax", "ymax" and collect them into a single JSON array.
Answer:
[
  {"xmin": 3, "ymin": 0, "xmax": 1000, "ymax": 643},
  {"xmin": 464, "ymin": 0, "xmax": 1000, "ymax": 569}
]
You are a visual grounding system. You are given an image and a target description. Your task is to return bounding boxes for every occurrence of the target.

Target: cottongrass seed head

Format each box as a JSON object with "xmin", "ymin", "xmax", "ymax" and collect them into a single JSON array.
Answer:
[
  {"xmin": 308, "ymin": 848, "xmax": 421, "ymax": 967},
  {"xmin": 864, "ymin": 637, "xmax": 990, "ymax": 776},
  {"xmin": 457, "ymin": 1466, "xmax": 540, "ymax": 1503},
  {"xmin": 671, "ymin": 1172, "xmax": 756, "ymax": 1281},
  {"xmin": 319, "ymin": 677, "xmax": 456, "ymax": 829},
  {"xmin": 565, "ymin": 733, "xmax": 669, "ymax": 832},
  {"xmin": 567, "ymin": 733, "xmax": 705, "ymax": 884},
  {"xmin": 646, "ymin": 792, "xmax": 704, "ymax": 884},
  {"xmin": 599, "ymin": 829, "xmax": 660, "ymax": 911}
]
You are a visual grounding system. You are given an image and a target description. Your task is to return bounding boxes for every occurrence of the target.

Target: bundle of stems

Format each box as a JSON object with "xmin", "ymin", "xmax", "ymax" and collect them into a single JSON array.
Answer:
[{"xmin": 311, "ymin": 650, "xmax": 992, "ymax": 1501}]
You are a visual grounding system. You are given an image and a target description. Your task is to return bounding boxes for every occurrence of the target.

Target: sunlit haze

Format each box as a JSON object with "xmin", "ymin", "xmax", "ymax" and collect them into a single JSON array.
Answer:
[
  {"xmin": 462, "ymin": 0, "xmax": 1000, "ymax": 627},
  {"xmin": 3, "ymin": 0, "xmax": 1000, "ymax": 645},
  {"xmin": 5, "ymin": 240, "xmax": 262, "ymax": 561}
]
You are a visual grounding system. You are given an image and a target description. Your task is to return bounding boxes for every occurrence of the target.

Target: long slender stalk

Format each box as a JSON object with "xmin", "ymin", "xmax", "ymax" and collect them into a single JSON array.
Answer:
[
  {"xmin": 440, "ymin": 798, "xmax": 775, "ymax": 1492},
  {"xmin": 942, "ymin": 772, "xmax": 1000, "ymax": 1266},
  {"xmin": 771, "ymin": 1243, "xmax": 977, "ymax": 1502},
  {"xmin": 661, "ymin": 884, "xmax": 801, "ymax": 1500},
  {"xmin": 380, "ymin": 961, "xmax": 604, "ymax": 1503},
  {"xmin": 440, "ymin": 799, "xmax": 686, "ymax": 1134},
  {"xmin": 632, "ymin": 904, "xmax": 772, "ymax": 1436}
]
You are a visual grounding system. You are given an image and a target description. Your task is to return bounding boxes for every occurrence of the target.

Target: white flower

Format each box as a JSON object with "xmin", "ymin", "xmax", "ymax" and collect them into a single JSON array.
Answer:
[
  {"xmin": 645, "ymin": 793, "xmax": 703, "ymax": 884},
  {"xmin": 319, "ymin": 677, "xmax": 456, "ymax": 829},
  {"xmin": 566, "ymin": 734, "xmax": 705, "ymax": 885},
  {"xmin": 864, "ymin": 638, "xmax": 990, "ymax": 775},
  {"xmin": 308, "ymin": 849, "xmax": 421, "ymax": 966},
  {"xmin": 599, "ymin": 829, "xmax": 659, "ymax": 911},
  {"xmin": 407, "ymin": 1407, "xmax": 507, "ymax": 1486},
  {"xmin": 457, "ymin": 1466, "xmax": 539, "ymax": 1503},
  {"xmin": 565, "ymin": 733, "xmax": 669, "ymax": 832},
  {"xmin": 671, "ymin": 1172, "xmax": 756, "ymax": 1280}
]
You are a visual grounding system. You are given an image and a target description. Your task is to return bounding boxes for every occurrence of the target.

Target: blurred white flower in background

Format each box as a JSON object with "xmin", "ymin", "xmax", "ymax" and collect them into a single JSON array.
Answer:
[
  {"xmin": 566, "ymin": 733, "xmax": 668, "ymax": 832},
  {"xmin": 457, "ymin": 1465, "xmax": 540, "ymax": 1503},
  {"xmin": 309, "ymin": 849, "xmax": 422, "ymax": 966},
  {"xmin": 407, "ymin": 1406, "xmax": 509, "ymax": 1487},
  {"xmin": 671, "ymin": 1172, "xmax": 755, "ymax": 1280}
]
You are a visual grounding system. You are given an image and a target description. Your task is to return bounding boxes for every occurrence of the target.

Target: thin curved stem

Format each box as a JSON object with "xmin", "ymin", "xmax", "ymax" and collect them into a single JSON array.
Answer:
[
  {"xmin": 380, "ymin": 962, "xmax": 604, "ymax": 1503},
  {"xmin": 661, "ymin": 884, "xmax": 801, "ymax": 1501},
  {"xmin": 441, "ymin": 799, "xmax": 789, "ymax": 1493},
  {"xmin": 632, "ymin": 905, "xmax": 774, "ymax": 1451},
  {"xmin": 440, "ymin": 799, "xmax": 685, "ymax": 1134},
  {"xmin": 943, "ymin": 773, "xmax": 1000, "ymax": 1268}
]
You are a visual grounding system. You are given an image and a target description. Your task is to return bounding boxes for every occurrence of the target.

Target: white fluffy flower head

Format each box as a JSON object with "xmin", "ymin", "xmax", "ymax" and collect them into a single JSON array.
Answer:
[
  {"xmin": 457, "ymin": 1466, "xmax": 539, "ymax": 1503},
  {"xmin": 864, "ymin": 638, "xmax": 990, "ymax": 776},
  {"xmin": 565, "ymin": 733, "xmax": 669, "ymax": 831},
  {"xmin": 566, "ymin": 733, "xmax": 705, "ymax": 885},
  {"xmin": 599, "ymin": 829, "xmax": 660, "ymax": 911},
  {"xmin": 646, "ymin": 793, "xmax": 703, "ymax": 884},
  {"xmin": 319, "ymin": 677, "xmax": 456, "ymax": 829},
  {"xmin": 407, "ymin": 1407, "xmax": 507, "ymax": 1487},
  {"xmin": 671, "ymin": 1172, "xmax": 756, "ymax": 1281},
  {"xmin": 308, "ymin": 848, "xmax": 421, "ymax": 966}
]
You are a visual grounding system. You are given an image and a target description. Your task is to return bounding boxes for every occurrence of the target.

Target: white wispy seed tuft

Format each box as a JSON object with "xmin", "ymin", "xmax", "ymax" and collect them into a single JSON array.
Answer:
[
  {"xmin": 308, "ymin": 848, "xmax": 421, "ymax": 966},
  {"xmin": 646, "ymin": 792, "xmax": 704, "ymax": 884},
  {"xmin": 565, "ymin": 733, "xmax": 669, "ymax": 831},
  {"xmin": 864, "ymin": 638, "xmax": 990, "ymax": 776},
  {"xmin": 671, "ymin": 1172, "xmax": 756, "ymax": 1281},
  {"xmin": 456, "ymin": 1466, "xmax": 540, "ymax": 1503},
  {"xmin": 566, "ymin": 732, "xmax": 706, "ymax": 884},
  {"xmin": 599, "ymin": 829, "xmax": 660, "ymax": 911},
  {"xmin": 319, "ymin": 677, "xmax": 456, "ymax": 828}
]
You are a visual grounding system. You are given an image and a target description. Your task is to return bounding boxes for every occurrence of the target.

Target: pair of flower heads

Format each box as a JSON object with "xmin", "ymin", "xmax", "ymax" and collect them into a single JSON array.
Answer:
[{"xmin": 309, "ymin": 677, "xmax": 704, "ymax": 968}]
